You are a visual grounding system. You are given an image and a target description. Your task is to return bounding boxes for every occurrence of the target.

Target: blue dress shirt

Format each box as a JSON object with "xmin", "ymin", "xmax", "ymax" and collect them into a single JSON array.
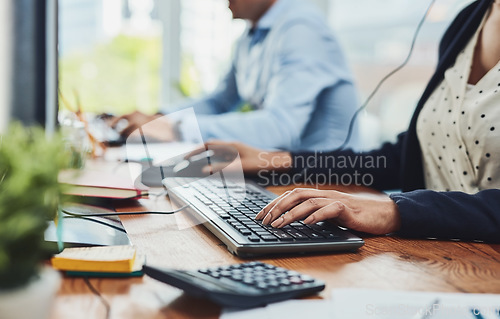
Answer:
[{"xmin": 174, "ymin": 0, "xmax": 359, "ymax": 152}]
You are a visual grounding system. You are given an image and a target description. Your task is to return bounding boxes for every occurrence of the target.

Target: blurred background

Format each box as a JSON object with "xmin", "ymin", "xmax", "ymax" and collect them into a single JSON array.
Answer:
[{"xmin": 58, "ymin": 0, "xmax": 473, "ymax": 150}]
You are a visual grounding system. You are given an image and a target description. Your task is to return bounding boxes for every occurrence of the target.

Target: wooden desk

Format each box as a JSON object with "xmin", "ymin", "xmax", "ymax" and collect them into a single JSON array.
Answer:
[{"xmin": 51, "ymin": 183, "xmax": 500, "ymax": 319}]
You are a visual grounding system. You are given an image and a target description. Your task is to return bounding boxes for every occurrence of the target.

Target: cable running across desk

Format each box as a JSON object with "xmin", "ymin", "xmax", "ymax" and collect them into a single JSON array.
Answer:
[
  {"xmin": 61, "ymin": 205, "xmax": 190, "ymax": 217},
  {"xmin": 83, "ymin": 277, "xmax": 111, "ymax": 319}
]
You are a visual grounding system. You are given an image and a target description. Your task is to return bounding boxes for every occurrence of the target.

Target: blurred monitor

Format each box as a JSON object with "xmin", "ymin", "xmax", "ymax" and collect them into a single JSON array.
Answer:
[{"xmin": 0, "ymin": 0, "xmax": 58, "ymax": 133}]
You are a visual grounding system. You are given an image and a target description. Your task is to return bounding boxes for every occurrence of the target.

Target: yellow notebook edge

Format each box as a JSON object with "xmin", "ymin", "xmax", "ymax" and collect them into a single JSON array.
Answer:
[{"xmin": 51, "ymin": 247, "xmax": 137, "ymax": 273}]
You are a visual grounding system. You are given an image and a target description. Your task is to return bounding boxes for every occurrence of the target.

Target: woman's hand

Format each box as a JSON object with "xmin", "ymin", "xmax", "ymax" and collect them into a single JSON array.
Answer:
[
  {"xmin": 186, "ymin": 140, "xmax": 293, "ymax": 174},
  {"xmin": 255, "ymin": 188, "xmax": 401, "ymax": 235}
]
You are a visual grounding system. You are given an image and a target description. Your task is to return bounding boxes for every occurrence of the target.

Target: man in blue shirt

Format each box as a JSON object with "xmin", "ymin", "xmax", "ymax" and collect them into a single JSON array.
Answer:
[{"xmin": 113, "ymin": 0, "xmax": 359, "ymax": 152}]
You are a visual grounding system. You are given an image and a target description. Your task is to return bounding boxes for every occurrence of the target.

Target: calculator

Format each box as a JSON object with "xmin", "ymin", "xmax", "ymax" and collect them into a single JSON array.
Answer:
[{"xmin": 143, "ymin": 261, "xmax": 325, "ymax": 308}]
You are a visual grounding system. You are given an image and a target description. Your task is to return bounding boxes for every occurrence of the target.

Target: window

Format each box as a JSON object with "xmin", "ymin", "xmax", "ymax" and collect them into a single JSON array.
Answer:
[
  {"xmin": 328, "ymin": 0, "xmax": 474, "ymax": 148},
  {"xmin": 178, "ymin": 0, "xmax": 245, "ymax": 98},
  {"xmin": 59, "ymin": 0, "xmax": 244, "ymax": 115},
  {"xmin": 59, "ymin": 0, "xmax": 162, "ymax": 115},
  {"xmin": 59, "ymin": 0, "xmax": 474, "ymax": 148}
]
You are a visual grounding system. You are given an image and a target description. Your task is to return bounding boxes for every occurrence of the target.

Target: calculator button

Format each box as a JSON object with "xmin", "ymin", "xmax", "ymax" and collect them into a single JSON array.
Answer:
[
  {"xmin": 278, "ymin": 279, "xmax": 291, "ymax": 286},
  {"xmin": 256, "ymin": 282, "xmax": 269, "ymax": 289},
  {"xmin": 231, "ymin": 274, "xmax": 243, "ymax": 281},
  {"xmin": 242, "ymin": 278, "xmax": 255, "ymax": 285},
  {"xmin": 289, "ymin": 277, "xmax": 303, "ymax": 285},
  {"xmin": 300, "ymin": 275, "xmax": 315, "ymax": 283}
]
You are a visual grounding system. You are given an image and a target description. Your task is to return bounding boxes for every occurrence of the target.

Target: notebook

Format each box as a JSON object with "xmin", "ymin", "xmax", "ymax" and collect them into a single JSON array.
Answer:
[{"xmin": 58, "ymin": 162, "xmax": 148, "ymax": 199}]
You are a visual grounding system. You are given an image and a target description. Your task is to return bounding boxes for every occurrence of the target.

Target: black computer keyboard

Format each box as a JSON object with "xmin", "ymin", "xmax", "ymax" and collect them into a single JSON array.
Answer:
[
  {"xmin": 164, "ymin": 177, "xmax": 364, "ymax": 256},
  {"xmin": 143, "ymin": 261, "xmax": 325, "ymax": 308},
  {"xmin": 189, "ymin": 179, "xmax": 342, "ymax": 242}
]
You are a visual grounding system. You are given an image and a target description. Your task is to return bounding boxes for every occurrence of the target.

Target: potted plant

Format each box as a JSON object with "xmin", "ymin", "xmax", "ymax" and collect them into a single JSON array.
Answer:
[{"xmin": 0, "ymin": 123, "xmax": 70, "ymax": 319}]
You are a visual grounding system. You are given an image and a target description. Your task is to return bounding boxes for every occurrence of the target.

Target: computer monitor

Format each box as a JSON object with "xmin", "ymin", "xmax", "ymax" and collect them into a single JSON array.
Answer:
[{"xmin": 0, "ymin": 0, "xmax": 58, "ymax": 133}]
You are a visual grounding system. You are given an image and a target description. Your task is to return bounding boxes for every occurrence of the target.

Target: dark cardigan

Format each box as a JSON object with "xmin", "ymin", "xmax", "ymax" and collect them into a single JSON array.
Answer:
[{"xmin": 291, "ymin": 0, "xmax": 500, "ymax": 243}]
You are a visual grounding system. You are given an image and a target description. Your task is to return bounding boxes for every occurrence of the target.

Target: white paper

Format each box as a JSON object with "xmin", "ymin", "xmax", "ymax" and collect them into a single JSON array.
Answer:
[
  {"xmin": 221, "ymin": 300, "xmax": 333, "ymax": 319},
  {"xmin": 331, "ymin": 288, "xmax": 500, "ymax": 319},
  {"xmin": 221, "ymin": 289, "xmax": 500, "ymax": 319},
  {"xmin": 121, "ymin": 142, "xmax": 199, "ymax": 165}
]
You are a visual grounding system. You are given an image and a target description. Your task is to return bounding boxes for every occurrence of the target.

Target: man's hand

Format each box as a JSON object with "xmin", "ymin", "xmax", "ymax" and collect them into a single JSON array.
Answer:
[
  {"xmin": 185, "ymin": 140, "xmax": 293, "ymax": 174},
  {"xmin": 107, "ymin": 111, "xmax": 177, "ymax": 142},
  {"xmin": 255, "ymin": 188, "xmax": 401, "ymax": 235}
]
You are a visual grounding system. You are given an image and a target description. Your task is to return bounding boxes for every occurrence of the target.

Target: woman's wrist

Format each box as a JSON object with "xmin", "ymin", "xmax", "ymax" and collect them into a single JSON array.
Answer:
[{"xmin": 385, "ymin": 198, "xmax": 402, "ymax": 233}]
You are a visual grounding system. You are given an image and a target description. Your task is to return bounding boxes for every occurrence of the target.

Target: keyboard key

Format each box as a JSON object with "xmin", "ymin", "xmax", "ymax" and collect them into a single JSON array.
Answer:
[
  {"xmin": 248, "ymin": 225, "xmax": 263, "ymax": 231},
  {"xmin": 231, "ymin": 213, "xmax": 246, "ymax": 219},
  {"xmin": 285, "ymin": 228, "xmax": 309, "ymax": 240},
  {"xmin": 261, "ymin": 235, "xmax": 279, "ymax": 242},
  {"xmin": 324, "ymin": 234, "xmax": 340, "ymax": 240},
  {"xmin": 293, "ymin": 226, "xmax": 325, "ymax": 239},
  {"xmin": 248, "ymin": 235, "xmax": 260, "ymax": 242},
  {"xmin": 268, "ymin": 229, "xmax": 294, "ymax": 241},
  {"xmin": 238, "ymin": 228, "xmax": 252, "ymax": 236},
  {"xmin": 240, "ymin": 220, "xmax": 256, "ymax": 225}
]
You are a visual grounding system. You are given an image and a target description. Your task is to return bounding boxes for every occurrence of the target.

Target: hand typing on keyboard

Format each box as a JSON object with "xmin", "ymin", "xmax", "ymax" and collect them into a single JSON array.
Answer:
[
  {"xmin": 164, "ymin": 178, "xmax": 364, "ymax": 256},
  {"xmin": 255, "ymin": 188, "xmax": 401, "ymax": 235}
]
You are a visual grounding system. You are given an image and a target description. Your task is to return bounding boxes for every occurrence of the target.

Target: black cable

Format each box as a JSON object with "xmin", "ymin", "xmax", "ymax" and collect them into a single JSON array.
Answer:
[
  {"xmin": 335, "ymin": 0, "xmax": 436, "ymax": 151},
  {"xmin": 109, "ymin": 193, "xmax": 151, "ymax": 201},
  {"xmin": 110, "ymin": 190, "xmax": 168, "ymax": 201},
  {"xmin": 63, "ymin": 216, "xmax": 128, "ymax": 233},
  {"xmin": 83, "ymin": 277, "xmax": 111, "ymax": 319},
  {"xmin": 61, "ymin": 204, "xmax": 190, "ymax": 217},
  {"xmin": 59, "ymin": 190, "xmax": 188, "ymax": 234}
]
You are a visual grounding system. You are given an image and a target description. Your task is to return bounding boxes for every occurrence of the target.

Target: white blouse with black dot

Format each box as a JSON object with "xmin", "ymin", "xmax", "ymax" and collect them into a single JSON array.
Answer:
[{"xmin": 416, "ymin": 14, "xmax": 499, "ymax": 193}]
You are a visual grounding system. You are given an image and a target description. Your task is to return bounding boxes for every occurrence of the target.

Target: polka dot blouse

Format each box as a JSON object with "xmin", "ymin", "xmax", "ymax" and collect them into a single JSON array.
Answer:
[{"xmin": 416, "ymin": 14, "xmax": 500, "ymax": 193}]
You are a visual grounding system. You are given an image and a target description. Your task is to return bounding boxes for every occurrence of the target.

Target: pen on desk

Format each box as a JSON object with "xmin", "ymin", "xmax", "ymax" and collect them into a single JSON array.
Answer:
[{"xmin": 412, "ymin": 298, "xmax": 440, "ymax": 319}]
